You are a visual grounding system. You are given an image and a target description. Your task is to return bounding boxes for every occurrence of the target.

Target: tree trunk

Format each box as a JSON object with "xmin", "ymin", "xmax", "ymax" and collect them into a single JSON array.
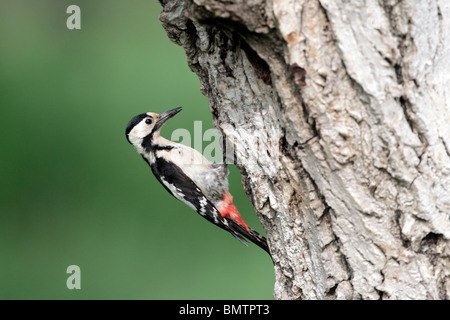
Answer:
[{"xmin": 158, "ymin": 0, "xmax": 450, "ymax": 300}]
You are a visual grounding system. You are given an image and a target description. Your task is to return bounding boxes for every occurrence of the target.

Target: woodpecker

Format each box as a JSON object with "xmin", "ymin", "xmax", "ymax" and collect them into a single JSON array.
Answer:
[{"xmin": 125, "ymin": 107, "xmax": 270, "ymax": 254}]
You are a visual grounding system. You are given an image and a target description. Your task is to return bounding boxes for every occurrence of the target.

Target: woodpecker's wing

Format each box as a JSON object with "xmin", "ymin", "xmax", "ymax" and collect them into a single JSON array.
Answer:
[
  {"xmin": 149, "ymin": 156, "xmax": 248, "ymax": 245},
  {"xmin": 165, "ymin": 143, "xmax": 230, "ymax": 206}
]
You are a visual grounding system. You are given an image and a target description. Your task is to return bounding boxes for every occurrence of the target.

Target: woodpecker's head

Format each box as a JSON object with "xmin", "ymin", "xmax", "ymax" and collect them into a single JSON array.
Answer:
[{"xmin": 125, "ymin": 107, "xmax": 182, "ymax": 147}]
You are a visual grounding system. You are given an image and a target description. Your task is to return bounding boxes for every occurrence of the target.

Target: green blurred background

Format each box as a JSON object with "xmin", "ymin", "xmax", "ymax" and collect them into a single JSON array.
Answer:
[{"xmin": 0, "ymin": 1, "xmax": 273, "ymax": 299}]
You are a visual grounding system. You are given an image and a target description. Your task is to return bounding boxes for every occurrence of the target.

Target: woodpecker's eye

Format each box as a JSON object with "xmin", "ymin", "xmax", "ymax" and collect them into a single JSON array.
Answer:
[{"xmin": 145, "ymin": 118, "xmax": 153, "ymax": 124}]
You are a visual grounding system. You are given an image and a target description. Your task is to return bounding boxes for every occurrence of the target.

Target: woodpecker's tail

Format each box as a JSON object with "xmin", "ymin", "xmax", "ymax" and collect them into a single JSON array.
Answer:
[
  {"xmin": 217, "ymin": 191, "xmax": 270, "ymax": 255},
  {"xmin": 226, "ymin": 218, "xmax": 270, "ymax": 255}
]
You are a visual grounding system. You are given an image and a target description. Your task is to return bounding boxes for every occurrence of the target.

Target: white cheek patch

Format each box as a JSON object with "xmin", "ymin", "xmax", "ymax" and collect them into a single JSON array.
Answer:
[{"xmin": 129, "ymin": 122, "xmax": 152, "ymax": 138}]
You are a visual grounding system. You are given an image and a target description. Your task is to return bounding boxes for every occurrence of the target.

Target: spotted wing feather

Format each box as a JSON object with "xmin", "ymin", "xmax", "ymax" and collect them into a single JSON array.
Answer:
[{"xmin": 149, "ymin": 156, "xmax": 247, "ymax": 244}]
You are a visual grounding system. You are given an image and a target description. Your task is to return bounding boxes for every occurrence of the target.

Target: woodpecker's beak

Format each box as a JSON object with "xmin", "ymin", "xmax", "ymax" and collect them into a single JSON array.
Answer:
[{"xmin": 154, "ymin": 107, "xmax": 182, "ymax": 130}]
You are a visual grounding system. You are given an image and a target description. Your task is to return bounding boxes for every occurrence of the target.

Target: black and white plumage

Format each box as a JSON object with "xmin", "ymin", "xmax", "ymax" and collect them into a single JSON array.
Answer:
[{"xmin": 125, "ymin": 107, "xmax": 270, "ymax": 254}]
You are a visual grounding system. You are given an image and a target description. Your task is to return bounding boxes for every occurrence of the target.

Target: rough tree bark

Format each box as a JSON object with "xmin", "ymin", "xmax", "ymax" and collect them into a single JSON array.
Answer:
[{"xmin": 158, "ymin": 0, "xmax": 450, "ymax": 299}]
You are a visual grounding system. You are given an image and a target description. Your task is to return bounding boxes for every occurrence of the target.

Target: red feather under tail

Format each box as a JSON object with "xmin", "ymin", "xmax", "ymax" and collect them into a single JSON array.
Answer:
[{"xmin": 217, "ymin": 191, "xmax": 250, "ymax": 231}]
